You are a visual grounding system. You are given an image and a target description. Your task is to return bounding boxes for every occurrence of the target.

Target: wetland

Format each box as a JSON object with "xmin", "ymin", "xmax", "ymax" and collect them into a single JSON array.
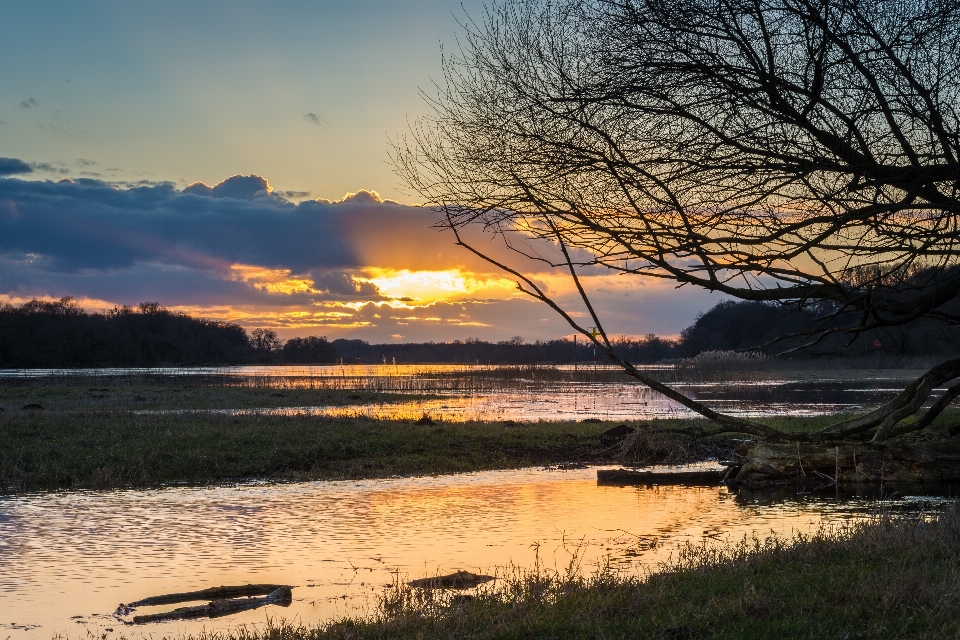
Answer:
[{"xmin": 2, "ymin": 364, "xmax": 959, "ymax": 639}]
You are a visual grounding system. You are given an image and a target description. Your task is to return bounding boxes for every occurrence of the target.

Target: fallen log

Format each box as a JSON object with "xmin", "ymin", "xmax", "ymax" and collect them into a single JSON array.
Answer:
[
  {"xmin": 408, "ymin": 571, "xmax": 494, "ymax": 589},
  {"xmin": 731, "ymin": 440, "xmax": 960, "ymax": 486},
  {"xmin": 597, "ymin": 468, "xmax": 723, "ymax": 485},
  {"xmin": 131, "ymin": 586, "xmax": 293, "ymax": 624},
  {"xmin": 126, "ymin": 583, "xmax": 289, "ymax": 607}
]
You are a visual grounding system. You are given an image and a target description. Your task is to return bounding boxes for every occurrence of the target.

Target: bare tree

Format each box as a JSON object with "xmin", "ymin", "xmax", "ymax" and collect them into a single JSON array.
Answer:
[
  {"xmin": 395, "ymin": 0, "xmax": 960, "ymax": 444},
  {"xmin": 250, "ymin": 328, "xmax": 282, "ymax": 358}
]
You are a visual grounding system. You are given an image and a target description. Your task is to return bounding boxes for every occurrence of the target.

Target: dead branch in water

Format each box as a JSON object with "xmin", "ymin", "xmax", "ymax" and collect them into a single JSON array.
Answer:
[
  {"xmin": 409, "ymin": 571, "xmax": 494, "ymax": 590},
  {"xmin": 126, "ymin": 583, "xmax": 288, "ymax": 607},
  {"xmin": 118, "ymin": 585, "xmax": 293, "ymax": 624}
]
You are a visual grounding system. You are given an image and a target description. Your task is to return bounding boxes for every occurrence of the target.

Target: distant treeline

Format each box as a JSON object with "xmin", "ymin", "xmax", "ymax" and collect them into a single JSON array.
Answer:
[
  {"xmin": 335, "ymin": 300, "xmax": 960, "ymax": 364},
  {"xmin": 675, "ymin": 300, "xmax": 960, "ymax": 359},
  {"xmin": 330, "ymin": 335, "xmax": 675, "ymax": 365},
  {"xmin": 3, "ymin": 297, "xmax": 958, "ymax": 368},
  {"xmin": 0, "ymin": 299, "xmax": 336, "ymax": 368}
]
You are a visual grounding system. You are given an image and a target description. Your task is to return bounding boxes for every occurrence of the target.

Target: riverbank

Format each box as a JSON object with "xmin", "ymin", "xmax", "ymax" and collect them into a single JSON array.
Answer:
[{"xmin": 199, "ymin": 505, "xmax": 960, "ymax": 639}]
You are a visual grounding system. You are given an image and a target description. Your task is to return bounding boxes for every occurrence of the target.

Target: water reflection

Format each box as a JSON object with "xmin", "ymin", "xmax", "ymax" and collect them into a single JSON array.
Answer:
[
  {"xmin": 0, "ymin": 364, "xmax": 933, "ymax": 420},
  {"xmin": 134, "ymin": 378, "xmax": 906, "ymax": 422},
  {"xmin": 0, "ymin": 468, "xmax": 950, "ymax": 639}
]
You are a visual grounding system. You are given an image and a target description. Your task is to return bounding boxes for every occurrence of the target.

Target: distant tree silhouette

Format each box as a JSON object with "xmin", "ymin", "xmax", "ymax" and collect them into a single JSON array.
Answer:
[
  {"xmin": 282, "ymin": 336, "xmax": 338, "ymax": 363},
  {"xmin": 0, "ymin": 298, "xmax": 252, "ymax": 367},
  {"xmin": 249, "ymin": 328, "xmax": 282, "ymax": 362}
]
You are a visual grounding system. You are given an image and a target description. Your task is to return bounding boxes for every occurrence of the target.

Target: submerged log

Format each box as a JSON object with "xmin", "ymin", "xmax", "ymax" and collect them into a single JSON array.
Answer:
[
  {"xmin": 126, "ymin": 583, "xmax": 289, "ymax": 607},
  {"xmin": 130, "ymin": 586, "xmax": 293, "ymax": 624},
  {"xmin": 597, "ymin": 468, "xmax": 723, "ymax": 485},
  {"xmin": 408, "ymin": 571, "xmax": 494, "ymax": 589},
  {"xmin": 731, "ymin": 440, "xmax": 960, "ymax": 486}
]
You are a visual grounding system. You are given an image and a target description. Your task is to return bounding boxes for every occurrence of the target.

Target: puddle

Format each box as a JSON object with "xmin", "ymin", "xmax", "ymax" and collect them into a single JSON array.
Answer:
[{"xmin": 0, "ymin": 467, "xmax": 951, "ymax": 638}]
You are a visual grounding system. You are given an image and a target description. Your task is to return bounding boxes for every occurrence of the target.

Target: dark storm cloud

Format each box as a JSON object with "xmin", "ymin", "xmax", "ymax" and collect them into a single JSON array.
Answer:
[
  {"xmin": 0, "ymin": 158, "xmax": 33, "ymax": 176},
  {"xmin": 0, "ymin": 175, "xmax": 380, "ymax": 274}
]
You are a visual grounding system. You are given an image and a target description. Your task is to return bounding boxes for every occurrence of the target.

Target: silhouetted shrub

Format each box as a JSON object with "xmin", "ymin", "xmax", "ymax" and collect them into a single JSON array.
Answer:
[{"xmin": 282, "ymin": 336, "xmax": 338, "ymax": 363}]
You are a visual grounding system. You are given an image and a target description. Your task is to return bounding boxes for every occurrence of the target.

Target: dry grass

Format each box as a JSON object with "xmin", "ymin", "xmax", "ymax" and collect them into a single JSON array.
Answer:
[{"xmin": 617, "ymin": 426, "xmax": 699, "ymax": 465}]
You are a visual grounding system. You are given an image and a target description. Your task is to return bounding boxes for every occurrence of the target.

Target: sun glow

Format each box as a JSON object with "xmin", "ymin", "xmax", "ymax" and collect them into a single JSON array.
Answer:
[{"xmin": 357, "ymin": 268, "xmax": 516, "ymax": 302}]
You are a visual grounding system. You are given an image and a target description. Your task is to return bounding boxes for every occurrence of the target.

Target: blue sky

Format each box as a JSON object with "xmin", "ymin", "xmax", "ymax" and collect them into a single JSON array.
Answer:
[
  {"xmin": 0, "ymin": 1, "xmax": 722, "ymax": 342},
  {"xmin": 0, "ymin": 0, "xmax": 483, "ymax": 201}
]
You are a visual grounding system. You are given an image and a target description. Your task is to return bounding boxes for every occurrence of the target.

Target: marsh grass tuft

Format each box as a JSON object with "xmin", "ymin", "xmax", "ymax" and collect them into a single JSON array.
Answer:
[{"xmin": 617, "ymin": 426, "xmax": 695, "ymax": 465}]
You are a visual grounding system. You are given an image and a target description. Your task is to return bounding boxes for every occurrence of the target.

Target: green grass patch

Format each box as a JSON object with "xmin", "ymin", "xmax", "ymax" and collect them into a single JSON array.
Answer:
[
  {"xmin": 0, "ymin": 410, "xmax": 610, "ymax": 492},
  {"xmin": 0, "ymin": 383, "xmax": 410, "ymax": 411},
  {"xmin": 5, "ymin": 378, "xmax": 958, "ymax": 493}
]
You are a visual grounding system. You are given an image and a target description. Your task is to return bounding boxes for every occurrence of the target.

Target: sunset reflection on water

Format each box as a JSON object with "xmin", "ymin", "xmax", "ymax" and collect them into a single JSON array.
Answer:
[{"xmin": 0, "ymin": 467, "xmax": 936, "ymax": 639}]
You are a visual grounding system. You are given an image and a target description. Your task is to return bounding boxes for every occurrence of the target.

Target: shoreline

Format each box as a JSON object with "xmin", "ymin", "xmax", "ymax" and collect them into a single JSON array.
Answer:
[{"xmin": 118, "ymin": 504, "xmax": 960, "ymax": 640}]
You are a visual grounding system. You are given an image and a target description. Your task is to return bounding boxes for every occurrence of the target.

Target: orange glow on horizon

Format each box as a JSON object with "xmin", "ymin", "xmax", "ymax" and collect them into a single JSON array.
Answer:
[{"xmin": 356, "ymin": 268, "xmax": 518, "ymax": 302}]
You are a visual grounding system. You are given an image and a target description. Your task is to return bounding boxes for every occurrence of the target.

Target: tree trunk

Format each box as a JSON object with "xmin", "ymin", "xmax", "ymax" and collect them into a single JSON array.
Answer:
[{"xmin": 731, "ymin": 440, "xmax": 960, "ymax": 486}]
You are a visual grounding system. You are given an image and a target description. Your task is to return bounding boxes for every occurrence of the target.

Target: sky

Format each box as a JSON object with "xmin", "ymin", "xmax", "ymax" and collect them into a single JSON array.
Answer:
[{"xmin": 0, "ymin": 0, "xmax": 723, "ymax": 342}]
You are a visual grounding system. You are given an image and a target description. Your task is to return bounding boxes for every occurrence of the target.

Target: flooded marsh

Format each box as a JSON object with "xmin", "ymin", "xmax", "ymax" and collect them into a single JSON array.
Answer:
[
  {"xmin": 0, "ymin": 363, "xmax": 938, "ymax": 422},
  {"xmin": 0, "ymin": 364, "xmax": 956, "ymax": 638}
]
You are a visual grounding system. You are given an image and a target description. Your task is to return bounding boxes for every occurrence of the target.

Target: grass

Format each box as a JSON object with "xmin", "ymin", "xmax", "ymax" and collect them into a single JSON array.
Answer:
[
  {"xmin": 0, "ymin": 409, "xmax": 614, "ymax": 492},
  {"xmin": 0, "ymin": 386, "xmax": 956, "ymax": 492},
  {"xmin": 4, "ymin": 374, "xmax": 958, "ymax": 493},
  {"xmin": 0, "ymin": 380, "xmax": 415, "ymax": 411},
  {"xmin": 179, "ymin": 505, "xmax": 960, "ymax": 640}
]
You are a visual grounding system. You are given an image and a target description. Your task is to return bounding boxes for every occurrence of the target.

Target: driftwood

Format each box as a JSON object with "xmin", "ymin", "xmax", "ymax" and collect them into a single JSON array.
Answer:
[
  {"xmin": 597, "ymin": 468, "xmax": 723, "ymax": 485},
  {"xmin": 131, "ymin": 586, "xmax": 292, "ymax": 623},
  {"xmin": 126, "ymin": 583, "xmax": 289, "ymax": 607},
  {"xmin": 117, "ymin": 585, "xmax": 293, "ymax": 624},
  {"xmin": 731, "ymin": 441, "xmax": 960, "ymax": 486},
  {"xmin": 408, "ymin": 571, "xmax": 494, "ymax": 589}
]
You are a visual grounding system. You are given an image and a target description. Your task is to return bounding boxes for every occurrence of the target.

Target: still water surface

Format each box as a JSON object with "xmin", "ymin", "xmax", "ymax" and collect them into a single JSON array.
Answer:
[{"xmin": 0, "ymin": 467, "xmax": 948, "ymax": 639}]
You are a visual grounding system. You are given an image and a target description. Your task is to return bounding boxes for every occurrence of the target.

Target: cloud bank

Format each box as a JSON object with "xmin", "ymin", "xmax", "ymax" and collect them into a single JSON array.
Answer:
[{"xmin": 0, "ymin": 166, "xmax": 718, "ymax": 340}]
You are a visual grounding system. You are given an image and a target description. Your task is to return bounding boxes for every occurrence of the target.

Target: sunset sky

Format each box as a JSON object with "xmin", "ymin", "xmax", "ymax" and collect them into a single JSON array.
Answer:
[{"xmin": 0, "ymin": 0, "xmax": 722, "ymax": 342}]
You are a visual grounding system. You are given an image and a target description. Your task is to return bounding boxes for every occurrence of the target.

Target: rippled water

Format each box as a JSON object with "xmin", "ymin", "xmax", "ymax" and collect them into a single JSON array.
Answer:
[{"xmin": 0, "ymin": 468, "xmax": 949, "ymax": 639}]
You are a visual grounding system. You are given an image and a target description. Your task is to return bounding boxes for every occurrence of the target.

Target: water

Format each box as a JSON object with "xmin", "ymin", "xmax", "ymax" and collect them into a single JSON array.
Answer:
[
  {"xmin": 0, "ymin": 468, "xmax": 950, "ymax": 639},
  {"xmin": 246, "ymin": 377, "xmax": 904, "ymax": 421},
  {"xmin": 1, "ymin": 364, "xmax": 948, "ymax": 637},
  {"xmin": 9, "ymin": 363, "xmax": 923, "ymax": 421}
]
